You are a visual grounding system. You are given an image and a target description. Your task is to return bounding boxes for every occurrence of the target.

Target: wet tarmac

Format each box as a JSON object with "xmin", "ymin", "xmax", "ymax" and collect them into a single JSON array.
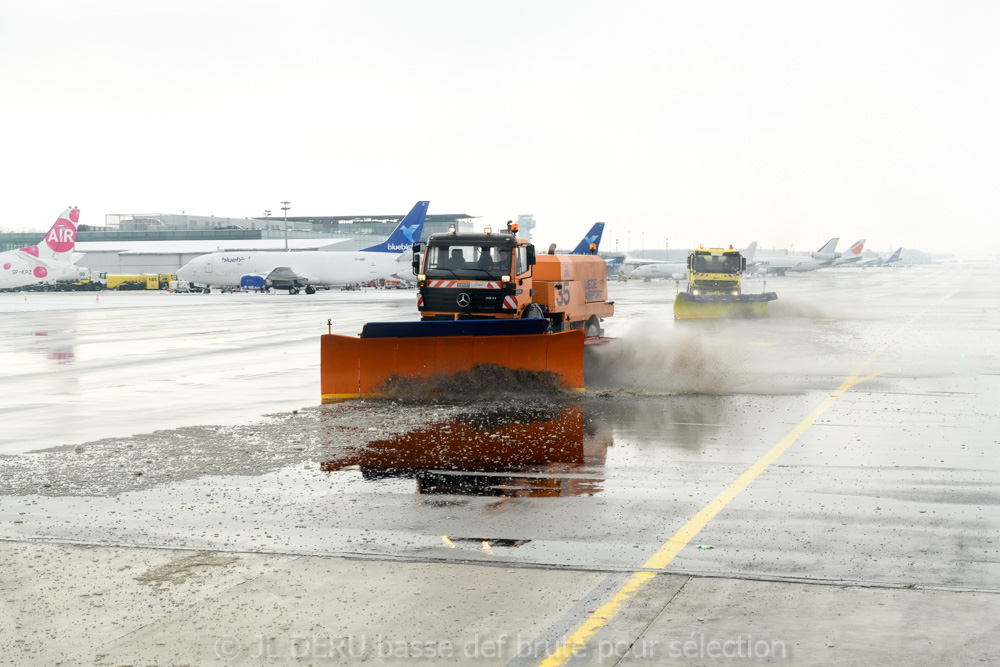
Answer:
[{"xmin": 1, "ymin": 263, "xmax": 998, "ymax": 665}]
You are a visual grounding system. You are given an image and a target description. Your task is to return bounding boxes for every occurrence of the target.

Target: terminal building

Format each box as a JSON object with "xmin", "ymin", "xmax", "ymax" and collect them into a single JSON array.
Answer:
[{"xmin": 1, "ymin": 210, "xmax": 539, "ymax": 276}]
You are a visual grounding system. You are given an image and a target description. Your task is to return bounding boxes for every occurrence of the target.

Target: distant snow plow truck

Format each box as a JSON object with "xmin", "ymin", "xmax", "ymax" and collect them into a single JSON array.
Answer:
[
  {"xmin": 673, "ymin": 245, "xmax": 778, "ymax": 319},
  {"xmin": 321, "ymin": 221, "xmax": 614, "ymax": 400}
]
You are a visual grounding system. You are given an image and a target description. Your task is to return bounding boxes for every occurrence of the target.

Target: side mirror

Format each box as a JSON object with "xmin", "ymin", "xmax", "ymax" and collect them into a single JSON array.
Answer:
[
  {"xmin": 740, "ymin": 257, "xmax": 746, "ymax": 271},
  {"xmin": 686, "ymin": 256, "xmax": 693, "ymax": 270},
  {"xmin": 411, "ymin": 254, "xmax": 421, "ymax": 275},
  {"xmin": 526, "ymin": 245, "xmax": 536, "ymax": 266},
  {"xmin": 412, "ymin": 242, "xmax": 422, "ymax": 254}
]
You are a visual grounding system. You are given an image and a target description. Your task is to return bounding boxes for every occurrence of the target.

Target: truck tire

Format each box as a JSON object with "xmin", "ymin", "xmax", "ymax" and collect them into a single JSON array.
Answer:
[
  {"xmin": 521, "ymin": 303, "xmax": 544, "ymax": 320},
  {"xmin": 585, "ymin": 317, "xmax": 602, "ymax": 338}
]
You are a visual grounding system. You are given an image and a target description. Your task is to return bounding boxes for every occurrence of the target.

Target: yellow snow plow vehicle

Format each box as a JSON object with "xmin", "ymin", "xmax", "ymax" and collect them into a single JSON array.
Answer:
[{"xmin": 673, "ymin": 245, "xmax": 777, "ymax": 319}]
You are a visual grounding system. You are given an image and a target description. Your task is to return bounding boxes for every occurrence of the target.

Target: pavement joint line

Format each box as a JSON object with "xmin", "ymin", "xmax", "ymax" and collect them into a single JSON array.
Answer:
[
  {"xmin": 606, "ymin": 576, "xmax": 693, "ymax": 667},
  {"xmin": 534, "ymin": 305, "xmax": 937, "ymax": 667}
]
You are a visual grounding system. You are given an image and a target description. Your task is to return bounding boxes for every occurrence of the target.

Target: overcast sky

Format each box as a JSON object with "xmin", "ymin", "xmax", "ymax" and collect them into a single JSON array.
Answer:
[{"xmin": 2, "ymin": 1, "xmax": 997, "ymax": 255}]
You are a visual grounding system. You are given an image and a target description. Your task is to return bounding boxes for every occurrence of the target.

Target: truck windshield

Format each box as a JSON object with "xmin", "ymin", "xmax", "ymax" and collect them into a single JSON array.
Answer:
[
  {"xmin": 693, "ymin": 253, "xmax": 741, "ymax": 274},
  {"xmin": 425, "ymin": 244, "xmax": 513, "ymax": 279}
]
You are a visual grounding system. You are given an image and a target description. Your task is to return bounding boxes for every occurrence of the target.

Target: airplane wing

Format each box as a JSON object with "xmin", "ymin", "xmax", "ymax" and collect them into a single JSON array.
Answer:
[
  {"xmin": 266, "ymin": 266, "xmax": 308, "ymax": 286},
  {"xmin": 14, "ymin": 251, "xmax": 45, "ymax": 268}
]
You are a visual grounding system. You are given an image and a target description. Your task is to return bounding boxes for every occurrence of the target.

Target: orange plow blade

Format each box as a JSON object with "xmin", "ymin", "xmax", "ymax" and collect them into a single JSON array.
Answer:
[{"xmin": 321, "ymin": 324, "xmax": 585, "ymax": 401}]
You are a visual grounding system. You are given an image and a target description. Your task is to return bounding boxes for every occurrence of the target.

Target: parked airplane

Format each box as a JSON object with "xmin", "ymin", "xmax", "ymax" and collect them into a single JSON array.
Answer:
[
  {"xmin": 0, "ymin": 207, "xmax": 89, "ymax": 290},
  {"xmin": 176, "ymin": 201, "xmax": 429, "ymax": 294},
  {"xmin": 857, "ymin": 247, "xmax": 902, "ymax": 268},
  {"xmin": 755, "ymin": 238, "xmax": 839, "ymax": 276},
  {"xmin": 830, "ymin": 239, "xmax": 866, "ymax": 267},
  {"xmin": 630, "ymin": 242, "xmax": 758, "ymax": 280}
]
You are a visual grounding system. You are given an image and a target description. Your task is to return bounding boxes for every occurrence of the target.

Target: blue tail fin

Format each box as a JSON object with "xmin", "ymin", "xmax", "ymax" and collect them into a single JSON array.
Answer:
[
  {"xmin": 570, "ymin": 222, "xmax": 605, "ymax": 255},
  {"xmin": 885, "ymin": 247, "xmax": 902, "ymax": 264},
  {"xmin": 361, "ymin": 201, "xmax": 429, "ymax": 253}
]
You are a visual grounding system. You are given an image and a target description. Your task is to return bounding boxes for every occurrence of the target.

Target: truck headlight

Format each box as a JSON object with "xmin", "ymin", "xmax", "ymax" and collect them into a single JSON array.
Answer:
[{"xmin": 691, "ymin": 289, "xmax": 700, "ymax": 296}]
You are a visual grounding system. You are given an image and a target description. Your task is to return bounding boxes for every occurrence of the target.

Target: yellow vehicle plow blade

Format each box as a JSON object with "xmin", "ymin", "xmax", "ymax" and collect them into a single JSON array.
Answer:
[{"xmin": 673, "ymin": 292, "xmax": 776, "ymax": 320}]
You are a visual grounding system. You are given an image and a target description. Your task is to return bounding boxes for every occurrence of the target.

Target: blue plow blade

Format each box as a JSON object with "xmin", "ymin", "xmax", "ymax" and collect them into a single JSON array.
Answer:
[{"xmin": 360, "ymin": 319, "xmax": 549, "ymax": 339}]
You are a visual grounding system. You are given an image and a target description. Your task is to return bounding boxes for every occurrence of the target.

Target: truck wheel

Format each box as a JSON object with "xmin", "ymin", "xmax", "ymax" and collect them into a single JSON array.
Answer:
[
  {"xmin": 203, "ymin": 288, "xmax": 211, "ymax": 294},
  {"xmin": 521, "ymin": 303, "xmax": 544, "ymax": 320},
  {"xmin": 585, "ymin": 317, "xmax": 602, "ymax": 338}
]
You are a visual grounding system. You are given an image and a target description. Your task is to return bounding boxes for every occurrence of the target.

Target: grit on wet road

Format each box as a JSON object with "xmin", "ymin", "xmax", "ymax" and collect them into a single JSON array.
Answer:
[{"xmin": 0, "ymin": 263, "xmax": 997, "ymax": 666}]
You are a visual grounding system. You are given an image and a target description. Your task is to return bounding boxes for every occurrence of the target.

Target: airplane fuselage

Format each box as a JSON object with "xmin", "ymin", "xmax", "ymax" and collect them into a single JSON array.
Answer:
[
  {"xmin": 629, "ymin": 263, "xmax": 687, "ymax": 280},
  {"xmin": 0, "ymin": 252, "xmax": 88, "ymax": 289},
  {"xmin": 754, "ymin": 256, "xmax": 832, "ymax": 274},
  {"xmin": 177, "ymin": 250, "xmax": 408, "ymax": 287}
]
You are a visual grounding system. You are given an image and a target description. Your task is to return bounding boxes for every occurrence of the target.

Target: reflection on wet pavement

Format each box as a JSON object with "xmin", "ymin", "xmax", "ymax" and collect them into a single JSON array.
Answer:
[{"xmin": 322, "ymin": 403, "xmax": 612, "ymax": 497}]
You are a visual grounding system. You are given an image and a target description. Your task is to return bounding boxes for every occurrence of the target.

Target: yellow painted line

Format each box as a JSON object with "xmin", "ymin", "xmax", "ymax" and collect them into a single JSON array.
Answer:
[{"xmin": 537, "ymin": 306, "xmax": 933, "ymax": 667}]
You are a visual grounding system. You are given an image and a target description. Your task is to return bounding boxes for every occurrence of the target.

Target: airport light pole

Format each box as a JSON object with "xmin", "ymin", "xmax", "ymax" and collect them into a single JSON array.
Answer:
[{"xmin": 281, "ymin": 201, "xmax": 291, "ymax": 251}]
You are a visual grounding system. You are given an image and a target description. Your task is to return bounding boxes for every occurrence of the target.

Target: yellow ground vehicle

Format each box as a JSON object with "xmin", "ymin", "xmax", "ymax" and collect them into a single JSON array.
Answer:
[
  {"xmin": 673, "ymin": 245, "xmax": 777, "ymax": 319},
  {"xmin": 105, "ymin": 274, "xmax": 158, "ymax": 290},
  {"xmin": 321, "ymin": 221, "xmax": 615, "ymax": 400},
  {"xmin": 105, "ymin": 273, "xmax": 179, "ymax": 290}
]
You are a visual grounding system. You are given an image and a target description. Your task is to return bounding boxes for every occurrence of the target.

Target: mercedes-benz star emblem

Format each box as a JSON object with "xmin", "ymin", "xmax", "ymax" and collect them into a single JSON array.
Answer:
[{"xmin": 456, "ymin": 293, "xmax": 471, "ymax": 307}]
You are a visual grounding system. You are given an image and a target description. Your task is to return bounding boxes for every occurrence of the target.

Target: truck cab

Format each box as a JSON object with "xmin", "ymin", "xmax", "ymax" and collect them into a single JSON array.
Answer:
[
  {"xmin": 414, "ymin": 221, "xmax": 613, "ymax": 336},
  {"xmin": 686, "ymin": 246, "xmax": 747, "ymax": 296}
]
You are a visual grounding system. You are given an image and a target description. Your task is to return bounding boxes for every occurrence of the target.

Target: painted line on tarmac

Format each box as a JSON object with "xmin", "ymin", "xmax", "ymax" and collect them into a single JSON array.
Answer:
[{"xmin": 535, "ymin": 306, "xmax": 934, "ymax": 667}]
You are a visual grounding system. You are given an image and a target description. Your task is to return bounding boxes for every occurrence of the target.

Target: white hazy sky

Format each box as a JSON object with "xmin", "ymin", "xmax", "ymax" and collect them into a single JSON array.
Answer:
[{"xmin": 2, "ymin": 0, "xmax": 997, "ymax": 255}]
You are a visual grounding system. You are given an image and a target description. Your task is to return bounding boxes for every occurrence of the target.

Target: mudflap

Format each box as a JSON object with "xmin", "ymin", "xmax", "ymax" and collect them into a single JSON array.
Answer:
[{"xmin": 321, "ymin": 327, "xmax": 585, "ymax": 401}]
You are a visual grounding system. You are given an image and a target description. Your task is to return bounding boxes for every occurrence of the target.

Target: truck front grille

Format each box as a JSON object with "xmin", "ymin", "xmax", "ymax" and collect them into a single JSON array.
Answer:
[
  {"xmin": 419, "ymin": 288, "xmax": 513, "ymax": 314},
  {"xmin": 691, "ymin": 280, "xmax": 738, "ymax": 292}
]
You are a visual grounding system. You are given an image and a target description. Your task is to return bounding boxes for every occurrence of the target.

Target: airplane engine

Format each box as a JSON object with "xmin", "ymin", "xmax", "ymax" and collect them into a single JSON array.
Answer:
[
  {"xmin": 241, "ymin": 274, "xmax": 267, "ymax": 290},
  {"xmin": 810, "ymin": 251, "xmax": 836, "ymax": 261}
]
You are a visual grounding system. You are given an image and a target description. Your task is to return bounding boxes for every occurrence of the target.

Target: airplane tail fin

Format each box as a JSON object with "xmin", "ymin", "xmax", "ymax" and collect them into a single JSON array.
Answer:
[
  {"xmin": 885, "ymin": 247, "xmax": 902, "ymax": 263},
  {"xmin": 19, "ymin": 208, "xmax": 79, "ymax": 263},
  {"xmin": 817, "ymin": 237, "xmax": 839, "ymax": 254},
  {"xmin": 570, "ymin": 222, "xmax": 605, "ymax": 255},
  {"xmin": 360, "ymin": 201, "xmax": 429, "ymax": 253},
  {"xmin": 846, "ymin": 239, "xmax": 866, "ymax": 257},
  {"xmin": 742, "ymin": 241, "xmax": 757, "ymax": 262},
  {"xmin": 811, "ymin": 237, "xmax": 839, "ymax": 261}
]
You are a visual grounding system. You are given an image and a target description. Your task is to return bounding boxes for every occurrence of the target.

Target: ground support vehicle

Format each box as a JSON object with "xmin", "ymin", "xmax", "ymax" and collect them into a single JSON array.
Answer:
[
  {"xmin": 674, "ymin": 245, "xmax": 777, "ymax": 319},
  {"xmin": 321, "ymin": 221, "xmax": 614, "ymax": 400}
]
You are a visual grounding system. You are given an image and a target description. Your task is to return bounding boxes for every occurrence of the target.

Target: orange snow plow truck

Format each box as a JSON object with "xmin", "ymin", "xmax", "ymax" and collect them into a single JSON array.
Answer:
[{"xmin": 321, "ymin": 221, "xmax": 614, "ymax": 400}]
